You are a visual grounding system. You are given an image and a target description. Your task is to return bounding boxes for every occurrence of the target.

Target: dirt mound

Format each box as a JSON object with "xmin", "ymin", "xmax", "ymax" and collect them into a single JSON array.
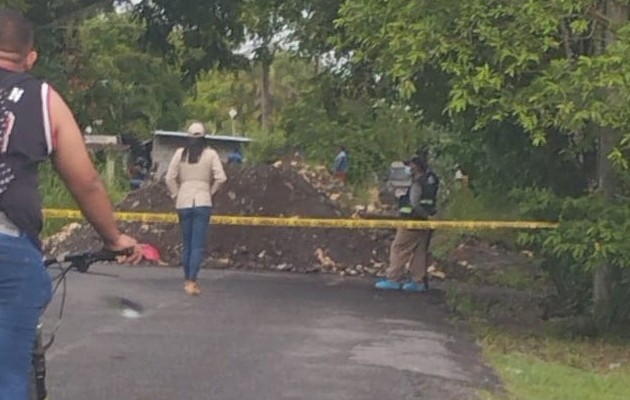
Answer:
[{"xmin": 45, "ymin": 163, "xmax": 392, "ymax": 276}]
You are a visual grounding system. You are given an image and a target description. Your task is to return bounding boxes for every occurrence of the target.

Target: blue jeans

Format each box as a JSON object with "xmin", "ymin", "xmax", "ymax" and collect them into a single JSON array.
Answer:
[
  {"xmin": 177, "ymin": 206, "xmax": 212, "ymax": 281},
  {"xmin": 0, "ymin": 233, "xmax": 52, "ymax": 400}
]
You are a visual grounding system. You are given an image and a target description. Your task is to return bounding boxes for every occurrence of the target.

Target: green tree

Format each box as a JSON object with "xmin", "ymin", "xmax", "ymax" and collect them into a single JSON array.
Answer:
[
  {"xmin": 0, "ymin": 1, "xmax": 27, "ymax": 10},
  {"xmin": 337, "ymin": 0, "xmax": 630, "ymax": 326},
  {"xmin": 66, "ymin": 13, "xmax": 186, "ymax": 136},
  {"xmin": 185, "ymin": 51, "xmax": 313, "ymax": 135},
  {"xmin": 290, "ymin": 0, "xmax": 343, "ymax": 62},
  {"xmin": 185, "ymin": 69, "xmax": 256, "ymax": 134},
  {"xmin": 134, "ymin": 0, "xmax": 246, "ymax": 82},
  {"xmin": 238, "ymin": 0, "xmax": 308, "ymax": 132}
]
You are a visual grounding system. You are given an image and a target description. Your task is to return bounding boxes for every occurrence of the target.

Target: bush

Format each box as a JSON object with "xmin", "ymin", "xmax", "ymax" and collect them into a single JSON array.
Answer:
[
  {"xmin": 244, "ymin": 126, "xmax": 288, "ymax": 164},
  {"xmin": 512, "ymin": 188, "xmax": 630, "ymax": 325},
  {"xmin": 39, "ymin": 152, "xmax": 130, "ymax": 236}
]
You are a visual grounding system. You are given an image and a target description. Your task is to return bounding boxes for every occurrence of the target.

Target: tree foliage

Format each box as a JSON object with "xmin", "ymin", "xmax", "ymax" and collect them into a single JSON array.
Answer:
[
  {"xmin": 0, "ymin": 0, "xmax": 27, "ymax": 10},
  {"xmin": 134, "ymin": 0, "xmax": 246, "ymax": 81},
  {"xmin": 337, "ymin": 0, "xmax": 630, "ymax": 325},
  {"xmin": 335, "ymin": 0, "xmax": 630, "ymax": 163},
  {"xmin": 280, "ymin": 70, "xmax": 430, "ymax": 182},
  {"xmin": 61, "ymin": 13, "xmax": 186, "ymax": 136}
]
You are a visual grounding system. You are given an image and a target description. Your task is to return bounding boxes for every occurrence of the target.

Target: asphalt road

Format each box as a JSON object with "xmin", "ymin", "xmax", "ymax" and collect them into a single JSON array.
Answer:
[{"xmin": 41, "ymin": 266, "xmax": 499, "ymax": 400}]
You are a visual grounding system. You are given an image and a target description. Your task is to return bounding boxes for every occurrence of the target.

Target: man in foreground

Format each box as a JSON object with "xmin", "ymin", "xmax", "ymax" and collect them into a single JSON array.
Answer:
[{"xmin": 0, "ymin": 9, "xmax": 143, "ymax": 399}]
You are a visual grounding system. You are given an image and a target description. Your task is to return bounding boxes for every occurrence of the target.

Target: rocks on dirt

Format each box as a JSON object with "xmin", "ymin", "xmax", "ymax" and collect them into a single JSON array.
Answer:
[{"xmin": 45, "ymin": 163, "xmax": 399, "ymax": 277}]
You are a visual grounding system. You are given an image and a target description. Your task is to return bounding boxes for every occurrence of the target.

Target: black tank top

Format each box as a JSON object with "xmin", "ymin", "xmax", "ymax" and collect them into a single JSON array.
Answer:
[{"xmin": 0, "ymin": 68, "xmax": 54, "ymax": 248}]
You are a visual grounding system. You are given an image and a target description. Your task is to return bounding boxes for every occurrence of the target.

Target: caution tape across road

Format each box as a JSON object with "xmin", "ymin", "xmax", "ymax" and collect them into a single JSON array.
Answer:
[{"xmin": 43, "ymin": 208, "xmax": 559, "ymax": 230}]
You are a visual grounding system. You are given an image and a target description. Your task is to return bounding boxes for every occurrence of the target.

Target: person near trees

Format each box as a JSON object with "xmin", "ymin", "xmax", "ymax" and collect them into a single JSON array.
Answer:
[
  {"xmin": 128, "ymin": 156, "xmax": 149, "ymax": 189},
  {"xmin": 165, "ymin": 122, "xmax": 226, "ymax": 296},
  {"xmin": 0, "ymin": 9, "xmax": 143, "ymax": 399},
  {"xmin": 333, "ymin": 145, "xmax": 349, "ymax": 183},
  {"xmin": 228, "ymin": 146, "xmax": 243, "ymax": 164},
  {"xmin": 375, "ymin": 155, "xmax": 440, "ymax": 292}
]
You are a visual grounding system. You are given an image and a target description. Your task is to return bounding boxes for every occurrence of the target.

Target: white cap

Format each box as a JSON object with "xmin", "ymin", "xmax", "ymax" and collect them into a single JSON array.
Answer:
[{"xmin": 187, "ymin": 122, "xmax": 206, "ymax": 137}]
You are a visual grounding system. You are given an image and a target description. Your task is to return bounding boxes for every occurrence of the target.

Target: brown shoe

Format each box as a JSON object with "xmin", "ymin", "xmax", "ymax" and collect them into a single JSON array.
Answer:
[
  {"xmin": 190, "ymin": 281, "xmax": 201, "ymax": 296},
  {"xmin": 184, "ymin": 281, "xmax": 196, "ymax": 295}
]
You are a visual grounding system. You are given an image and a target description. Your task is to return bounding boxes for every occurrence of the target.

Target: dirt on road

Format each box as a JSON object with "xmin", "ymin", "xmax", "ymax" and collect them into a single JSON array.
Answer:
[{"xmin": 45, "ymin": 162, "xmax": 392, "ymax": 276}]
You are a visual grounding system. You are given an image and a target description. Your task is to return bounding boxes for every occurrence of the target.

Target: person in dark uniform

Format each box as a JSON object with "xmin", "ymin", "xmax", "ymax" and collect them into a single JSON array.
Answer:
[{"xmin": 375, "ymin": 155, "xmax": 440, "ymax": 292}]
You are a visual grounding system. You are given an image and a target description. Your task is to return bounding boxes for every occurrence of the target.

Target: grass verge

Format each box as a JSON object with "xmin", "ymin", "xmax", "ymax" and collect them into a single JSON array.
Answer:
[
  {"xmin": 444, "ymin": 273, "xmax": 630, "ymax": 400},
  {"xmin": 477, "ymin": 326, "xmax": 630, "ymax": 400},
  {"xmin": 437, "ymin": 188, "xmax": 630, "ymax": 400}
]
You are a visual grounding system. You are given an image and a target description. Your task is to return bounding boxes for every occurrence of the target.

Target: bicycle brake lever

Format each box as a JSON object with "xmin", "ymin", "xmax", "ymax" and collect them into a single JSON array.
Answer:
[
  {"xmin": 73, "ymin": 259, "xmax": 90, "ymax": 273},
  {"xmin": 71, "ymin": 249, "xmax": 129, "ymax": 273}
]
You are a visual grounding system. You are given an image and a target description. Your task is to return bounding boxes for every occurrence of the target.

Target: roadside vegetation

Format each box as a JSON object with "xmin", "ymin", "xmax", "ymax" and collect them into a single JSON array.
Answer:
[
  {"xmin": 439, "ymin": 190, "xmax": 630, "ymax": 400},
  {"xmin": 40, "ymin": 155, "xmax": 130, "ymax": 236}
]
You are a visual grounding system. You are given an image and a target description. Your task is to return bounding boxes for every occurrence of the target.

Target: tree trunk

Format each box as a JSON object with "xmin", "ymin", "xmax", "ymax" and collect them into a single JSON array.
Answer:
[
  {"xmin": 594, "ymin": 128, "xmax": 619, "ymax": 326},
  {"xmin": 593, "ymin": 0, "xmax": 628, "ymax": 328},
  {"xmin": 261, "ymin": 57, "xmax": 272, "ymax": 133}
]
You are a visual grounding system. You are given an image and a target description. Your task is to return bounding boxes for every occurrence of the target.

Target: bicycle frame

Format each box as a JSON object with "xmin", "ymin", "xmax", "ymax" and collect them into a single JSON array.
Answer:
[
  {"xmin": 29, "ymin": 249, "xmax": 130, "ymax": 400},
  {"xmin": 30, "ymin": 324, "xmax": 47, "ymax": 400}
]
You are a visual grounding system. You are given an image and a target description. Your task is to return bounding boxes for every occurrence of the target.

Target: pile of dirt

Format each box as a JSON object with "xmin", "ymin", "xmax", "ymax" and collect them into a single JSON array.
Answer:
[{"xmin": 45, "ymin": 163, "xmax": 394, "ymax": 276}]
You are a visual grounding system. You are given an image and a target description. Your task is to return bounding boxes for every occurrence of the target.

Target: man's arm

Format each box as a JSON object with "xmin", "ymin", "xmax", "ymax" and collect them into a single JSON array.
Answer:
[{"xmin": 49, "ymin": 88, "xmax": 140, "ymax": 258}]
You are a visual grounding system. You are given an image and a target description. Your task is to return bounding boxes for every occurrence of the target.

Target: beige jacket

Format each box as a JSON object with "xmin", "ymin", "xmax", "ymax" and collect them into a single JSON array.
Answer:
[{"xmin": 165, "ymin": 147, "xmax": 227, "ymax": 209}]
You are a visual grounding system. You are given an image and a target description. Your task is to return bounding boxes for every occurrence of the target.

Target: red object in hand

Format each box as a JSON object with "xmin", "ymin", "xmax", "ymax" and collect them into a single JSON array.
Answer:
[{"xmin": 140, "ymin": 243, "xmax": 162, "ymax": 262}]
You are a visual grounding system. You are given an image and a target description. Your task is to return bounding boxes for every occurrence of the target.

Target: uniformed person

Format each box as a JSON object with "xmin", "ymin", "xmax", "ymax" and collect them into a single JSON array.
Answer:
[{"xmin": 376, "ymin": 155, "xmax": 439, "ymax": 292}]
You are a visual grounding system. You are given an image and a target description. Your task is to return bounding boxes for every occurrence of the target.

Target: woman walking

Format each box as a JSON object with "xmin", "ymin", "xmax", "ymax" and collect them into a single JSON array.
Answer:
[{"xmin": 165, "ymin": 122, "xmax": 227, "ymax": 295}]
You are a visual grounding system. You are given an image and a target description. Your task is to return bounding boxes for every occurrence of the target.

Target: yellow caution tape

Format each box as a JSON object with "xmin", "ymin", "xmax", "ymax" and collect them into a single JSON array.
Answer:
[{"xmin": 43, "ymin": 208, "xmax": 559, "ymax": 230}]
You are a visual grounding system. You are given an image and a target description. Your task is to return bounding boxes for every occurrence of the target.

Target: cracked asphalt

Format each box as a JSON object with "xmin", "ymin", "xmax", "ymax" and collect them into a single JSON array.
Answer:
[{"xmin": 42, "ymin": 266, "xmax": 499, "ymax": 400}]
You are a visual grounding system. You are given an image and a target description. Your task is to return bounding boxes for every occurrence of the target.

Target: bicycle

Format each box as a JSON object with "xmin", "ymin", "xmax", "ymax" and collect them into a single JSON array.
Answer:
[{"xmin": 30, "ymin": 249, "xmax": 143, "ymax": 400}]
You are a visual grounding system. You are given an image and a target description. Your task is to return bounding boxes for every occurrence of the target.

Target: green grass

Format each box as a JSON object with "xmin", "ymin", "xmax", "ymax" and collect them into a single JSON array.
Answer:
[
  {"xmin": 447, "ymin": 286, "xmax": 630, "ymax": 400},
  {"xmin": 435, "ymin": 185, "xmax": 630, "ymax": 400},
  {"xmin": 432, "ymin": 186, "xmax": 524, "ymax": 260},
  {"xmin": 482, "ymin": 346, "xmax": 630, "ymax": 400},
  {"xmin": 462, "ymin": 298, "xmax": 630, "ymax": 400}
]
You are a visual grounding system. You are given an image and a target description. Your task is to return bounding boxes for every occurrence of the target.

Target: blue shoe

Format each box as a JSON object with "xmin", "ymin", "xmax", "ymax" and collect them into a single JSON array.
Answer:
[
  {"xmin": 402, "ymin": 280, "xmax": 428, "ymax": 293},
  {"xmin": 375, "ymin": 279, "xmax": 402, "ymax": 290}
]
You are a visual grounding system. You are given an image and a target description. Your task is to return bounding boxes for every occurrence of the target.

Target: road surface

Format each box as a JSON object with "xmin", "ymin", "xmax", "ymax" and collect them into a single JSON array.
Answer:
[{"xmin": 42, "ymin": 266, "xmax": 499, "ymax": 399}]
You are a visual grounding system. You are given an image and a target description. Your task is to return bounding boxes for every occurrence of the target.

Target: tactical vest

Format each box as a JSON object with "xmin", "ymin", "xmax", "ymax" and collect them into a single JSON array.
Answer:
[{"xmin": 398, "ymin": 170, "xmax": 440, "ymax": 219}]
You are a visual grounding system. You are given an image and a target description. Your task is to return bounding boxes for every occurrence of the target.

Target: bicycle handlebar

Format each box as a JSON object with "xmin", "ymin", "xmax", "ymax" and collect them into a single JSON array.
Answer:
[{"xmin": 44, "ymin": 249, "xmax": 132, "ymax": 272}]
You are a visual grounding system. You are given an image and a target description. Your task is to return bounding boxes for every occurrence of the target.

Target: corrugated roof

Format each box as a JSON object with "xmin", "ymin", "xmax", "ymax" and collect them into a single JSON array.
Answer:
[{"xmin": 154, "ymin": 130, "xmax": 253, "ymax": 143}]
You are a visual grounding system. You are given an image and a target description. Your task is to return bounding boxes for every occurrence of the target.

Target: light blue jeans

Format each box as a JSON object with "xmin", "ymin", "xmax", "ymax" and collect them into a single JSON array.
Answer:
[
  {"xmin": 0, "ymin": 233, "xmax": 52, "ymax": 400},
  {"xmin": 177, "ymin": 206, "xmax": 212, "ymax": 281}
]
